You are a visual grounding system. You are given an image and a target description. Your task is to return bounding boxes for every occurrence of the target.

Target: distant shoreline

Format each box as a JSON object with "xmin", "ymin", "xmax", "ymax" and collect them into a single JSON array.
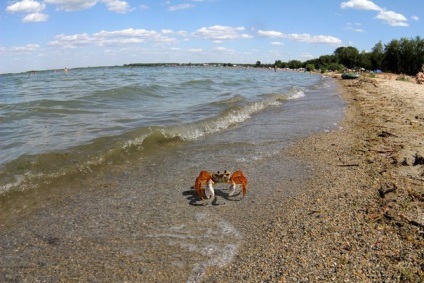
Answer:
[{"xmin": 1, "ymin": 62, "xmax": 304, "ymax": 76}]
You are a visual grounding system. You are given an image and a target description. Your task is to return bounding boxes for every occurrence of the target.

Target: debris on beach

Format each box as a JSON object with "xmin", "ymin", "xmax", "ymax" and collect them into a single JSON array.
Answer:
[{"xmin": 416, "ymin": 64, "xmax": 424, "ymax": 84}]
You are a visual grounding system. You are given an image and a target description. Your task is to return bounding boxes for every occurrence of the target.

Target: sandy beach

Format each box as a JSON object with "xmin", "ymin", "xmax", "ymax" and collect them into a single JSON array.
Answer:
[{"xmin": 203, "ymin": 75, "xmax": 424, "ymax": 282}]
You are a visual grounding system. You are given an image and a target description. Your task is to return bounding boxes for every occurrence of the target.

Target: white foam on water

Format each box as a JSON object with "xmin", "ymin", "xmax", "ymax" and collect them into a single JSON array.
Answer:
[
  {"xmin": 145, "ymin": 212, "xmax": 242, "ymax": 283},
  {"xmin": 287, "ymin": 89, "xmax": 305, "ymax": 100}
]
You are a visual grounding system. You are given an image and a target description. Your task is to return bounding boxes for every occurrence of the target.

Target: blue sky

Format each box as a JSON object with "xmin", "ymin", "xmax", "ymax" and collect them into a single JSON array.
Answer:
[{"xmin": 0, "ymin": 0, "xmax": 422, "ymax": 73}]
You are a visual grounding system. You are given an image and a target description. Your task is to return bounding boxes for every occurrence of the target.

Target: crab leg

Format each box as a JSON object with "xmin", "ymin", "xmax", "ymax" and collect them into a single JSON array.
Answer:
[{"xmin": 229, "ymin": 170, "xmax": 248, "ymax": 197}]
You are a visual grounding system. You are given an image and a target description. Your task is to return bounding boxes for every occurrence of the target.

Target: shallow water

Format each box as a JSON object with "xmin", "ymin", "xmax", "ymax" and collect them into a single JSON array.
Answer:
[
  {"xmin": 0, "ymin": 67, "xmax": 344, "ymax": 282},
  {"xmin": 1, "ymin": 66, "xmax": 324, "ymax": 194}
]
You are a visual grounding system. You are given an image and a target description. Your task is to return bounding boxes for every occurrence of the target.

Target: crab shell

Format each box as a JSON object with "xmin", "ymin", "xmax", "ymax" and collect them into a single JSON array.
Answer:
[{"xmin": 211, "ymin": 170, "xmax": 231, "ymax": 183}]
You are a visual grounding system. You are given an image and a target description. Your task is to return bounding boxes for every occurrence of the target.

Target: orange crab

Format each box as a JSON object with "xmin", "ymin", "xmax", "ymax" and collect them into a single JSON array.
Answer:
[{"xmin": 194, "ymin": 170, "xmax": 248, "ymax": 200}]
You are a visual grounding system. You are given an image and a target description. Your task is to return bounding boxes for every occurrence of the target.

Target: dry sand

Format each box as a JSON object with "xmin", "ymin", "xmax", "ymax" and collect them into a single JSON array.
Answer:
[{"xmin": 204, "ymin": 75, "xmax": 424, "ymax": 282}]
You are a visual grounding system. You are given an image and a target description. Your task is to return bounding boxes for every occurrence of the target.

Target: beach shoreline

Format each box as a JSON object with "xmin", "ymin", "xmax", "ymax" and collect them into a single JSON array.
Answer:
[
  {"xmin": 1, "ymin": 72, "xmax": 422, "ymax": 282},
  {"xmin": 204, "ymin": 75, "xmax": 424, "ymax": 282}
]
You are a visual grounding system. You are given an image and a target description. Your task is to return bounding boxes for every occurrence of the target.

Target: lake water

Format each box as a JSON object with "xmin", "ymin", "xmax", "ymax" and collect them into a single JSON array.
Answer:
[{"xmin": 0, "ymin": 66, "xmax": 344, "ymax": 282}]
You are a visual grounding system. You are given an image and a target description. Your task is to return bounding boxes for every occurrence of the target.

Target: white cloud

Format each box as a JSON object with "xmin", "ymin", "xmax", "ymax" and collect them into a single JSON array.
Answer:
[
  {"xmin": 258, "ymin": 30, "xmax": 341, "ymax": 45},
  {"xmin": 288, "ymin": 34, "xmax": 342, "ymax": 45},
  {"xmin": 411, "ymin": 15, "xmax": 419, "ymax": 21},
  {"xmin": 6, "ymin": 0, "xmax": 132, "ymax": 23},
  {"xmin": 6, "ymin": 0, "xmax": 48, "ymax": 22},
  {"xmin": 102, "ymin": 0, "xmax": 132, "ymax": 13},
  {"xmin": 44, "ymin": 0, "xmax": 98, "ymax": 11},
  {"xmin": 48, "ymin": 28, "xmax": 180, "ymax": 48},
  {"xmin": 340, "ymin": 0, "xmax": 380, "ymax": 11},
  {"xmin": 341, "ymin": 0, "xmax": 408, "ymax": 27},
  {"xmin": 257, "ymin": 30, "xmax": 284, "ymax": 38},
  {"xmin": 212, "ymin": 46, "xmax": 235, "ymax": 53},
  {"xmin": 23, "ymin": 12, "xmax": 49, "ymax": 22},
  {"xmin": 271, "ymin": 41, "xmax": 284, "ymax": 46},
  {"xmin": 13, "ymin": 44, "xmax": 40, "ymax": 52},
  {"xmin": 168, "ymin": 3, "xmax": 194, "ymax": 11},
  {"xmin": 188, "ymin": 48, "xmax": 202, "ymax": 52},
  {"xmin": 0, "ymin": 44, "xmax": 41, "ymax": 54},
  {"xmin": 6, "ymin": 0, "xmax": 46, "ymax": 13},
  {"xmin": 344, "ymin": 22, "xmax": 364, "ymax": 32},
  {"xmin": 44, "ymin": 0, "xmax": 131, "ymax": 13},
  {"xmin": 375, "ymin": 10, "xmax": 408, "ymax": 27},
  {"xmin": 193, "ymin": 25, "xmax": 252, "ymax": 40}
]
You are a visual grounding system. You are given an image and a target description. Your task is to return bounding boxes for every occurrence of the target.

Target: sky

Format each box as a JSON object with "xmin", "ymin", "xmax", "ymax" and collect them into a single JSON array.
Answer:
[{"xmin": 0, "ymin": 0, "xmax": 422, "ymax": 73}]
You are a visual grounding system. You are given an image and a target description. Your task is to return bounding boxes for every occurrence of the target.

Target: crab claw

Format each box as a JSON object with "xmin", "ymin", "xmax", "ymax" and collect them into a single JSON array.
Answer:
[
  {"xmin": 228, "ymin": 180, "xmax": 236, "ymax": 196},
  {"xmin": 229, "ymin": 170, "xmax": 248, "ymax": 197},
  {"xmin": 194, "ymin": 171, "xmax": 213, "ymax": 200},
  {"xmin": 205, "ymin": 179, "xmax": 215, "ymax": 200}
]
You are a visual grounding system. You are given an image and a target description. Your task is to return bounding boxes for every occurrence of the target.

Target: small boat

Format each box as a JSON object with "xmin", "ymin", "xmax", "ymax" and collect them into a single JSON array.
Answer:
[{"xmin": 341, "ymin": 72, "xmax": 359, "ymax": 79}]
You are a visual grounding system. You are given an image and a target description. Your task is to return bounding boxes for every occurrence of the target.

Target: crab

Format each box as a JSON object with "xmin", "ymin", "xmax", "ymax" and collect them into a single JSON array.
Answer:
[{"xmin": 194, "ymin": 170, "xmax": 248, "ymax": 200}]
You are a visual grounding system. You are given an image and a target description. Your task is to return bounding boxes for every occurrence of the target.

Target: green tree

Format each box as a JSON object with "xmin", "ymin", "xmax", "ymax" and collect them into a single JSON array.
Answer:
[
  {"xmin": 305, "ymin": 63, "xmax": 315, "ymax": 72},
  {"xmin": 318, "ymin": 55, "xmax": 336, "ymax": 68},
  {"xmin": 382, "ymin": 39, "xmax": 400, "ymax": 73},
  {"xmin": 328, "ymin": 63, "xmax": 344, "ymax": 73},
  {"xmin": 416, "ymin": 36, "xmax": 424, "ymax": 73},
  {"xmin": 370, "ymin": 41, "xmax": 384, "ymax": 70},
  {"xmin": 399, "ymin": 38, "xmax": 416, "ymax": 75},
  {"xmin": 357, "ymin": 50, "xmax": 372, "ymax": 70},
  {"xmin": 333, "ymin": 46, "xmax": 359, "ymax": 69},
  {"xmin": 288, "ymin": 60, "xmax": 302, "ymax": 69},
  {"xmin": 274, "ymin": 60, "xmax": 284, "ymax": 68}
]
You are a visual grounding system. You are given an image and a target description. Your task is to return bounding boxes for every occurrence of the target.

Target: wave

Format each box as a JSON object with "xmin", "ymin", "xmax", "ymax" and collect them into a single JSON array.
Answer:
[
  {"xmin": 206, "ymin": 95, "xmax": 245, "ymax": 107},
  {"xmin": 0, "ymin": 93, "xmax": 289, "ymax": 196},
  {"xmin": 286, "ymin": 86, "xmax": 306, "ymax": 100},
  {"xmin": 88, "ymin": 84, "xmax": 166, "ymax": 101},
  {"xmin": 180, "ymin": 79, "xmax": 215, "ymax": 87}
]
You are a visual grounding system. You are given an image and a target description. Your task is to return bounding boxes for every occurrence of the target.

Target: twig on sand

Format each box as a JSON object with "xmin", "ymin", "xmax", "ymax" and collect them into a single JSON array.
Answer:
[{"xmin": 337, "ymin": 163, "xmax": 359, "ymax": 167}]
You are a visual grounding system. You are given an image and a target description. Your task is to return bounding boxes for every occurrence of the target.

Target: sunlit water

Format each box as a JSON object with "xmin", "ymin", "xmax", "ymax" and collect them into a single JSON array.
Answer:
[{"xmin": 0, "ymin": 66, "xmax": 344, "ymax": 282}]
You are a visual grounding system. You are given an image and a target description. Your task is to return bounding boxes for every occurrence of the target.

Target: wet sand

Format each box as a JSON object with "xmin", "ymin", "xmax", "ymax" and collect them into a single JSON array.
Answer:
[
  {"xmin": 1, "ymin": 74, "xmax": 423, "ymax": 282},
  {"xmin": 204, "ymin": 75, "xmax": 424, "ymax": 282}
]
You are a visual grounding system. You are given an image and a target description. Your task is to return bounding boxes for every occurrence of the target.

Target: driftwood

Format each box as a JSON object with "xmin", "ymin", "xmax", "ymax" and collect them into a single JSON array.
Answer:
[
  {"xmin": 377, "ymin": 130, "xmax": 398, "ymax": 138},
  {"xmin": 337, "ymin": 163, "xmax": 359, "ymax": 167},
  {"xmin": 378, "ymin": 184, "xmax": 397, "ymax": 198},
  {"xmin": 384, "ymin": 210, "xmax": 424, "ymax": 229}
]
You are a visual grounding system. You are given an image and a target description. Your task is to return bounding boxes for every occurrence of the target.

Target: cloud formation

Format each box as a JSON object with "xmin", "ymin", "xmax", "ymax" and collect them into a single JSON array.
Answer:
[
  {"xmin": 344, "ymin": 23, "xmax": 364, "ymax": 32},
  {"xmin": 193, "ymin": 26, "xmax": 252, "ymax": 40},
  {"xmin": 257, "ymin": 30, "xmax": 342, "ymax": 45},
  {"xmin": 341, "ymin": 0, "xmax": 408, "ymax": 27},
  {"xmin": 47, "ymin": 28, "xmax": 183, "ymax": 48},
  {"xmin": 5, "ymin": 0, "xmax": 132, "ymax": 22},
  {"xmin": 6, "ymin": 0, "xmax": 45, "ymax": 13},
  {"xmin": 168, "ymin": 3, "xmax": 194, "ymax": 11},
  {"xmin": 44, "ymin": 0, "xmax": 98, "ymax": 11},
  {"xmin": 6, "ymin": 0, "xmax": 48, "ymax": 22},
  {"xmin": 340, "ymin": 0, "xmax": 380, "ymax": 11},
  {"xmin": 45, "ymin": 25, "xmax": 254, "ymax": 49},
  {"xmin": 375, "ymin": 10, "xmax": 408, "ymax": 27},
  {"xmin": 0, "ymin": 44, "xmax": 41, "ymax": 54}
]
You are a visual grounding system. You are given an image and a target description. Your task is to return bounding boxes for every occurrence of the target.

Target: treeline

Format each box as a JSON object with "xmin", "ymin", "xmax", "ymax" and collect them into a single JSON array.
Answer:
[{"xmin": 272, "ymin": 36, "xmax": 424, "ymax": 76}]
